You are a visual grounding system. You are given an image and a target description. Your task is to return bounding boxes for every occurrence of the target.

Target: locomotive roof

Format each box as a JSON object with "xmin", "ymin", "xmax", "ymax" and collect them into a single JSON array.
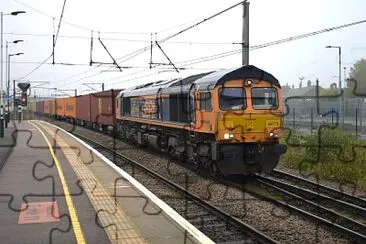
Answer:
[
  {"xmin": 118, "ymin": 65, "xmax": 279, "ymax": 98},
  {"xmin": 194, "ymin": 65, "xmax": 280, "ymax": 90}
]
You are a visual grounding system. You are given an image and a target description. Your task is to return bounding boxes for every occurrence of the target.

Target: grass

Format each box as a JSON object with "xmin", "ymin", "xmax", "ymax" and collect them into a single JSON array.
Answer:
[{"xmin": 279, "ymin": 128, "xmax": 366, "ymax": 191}]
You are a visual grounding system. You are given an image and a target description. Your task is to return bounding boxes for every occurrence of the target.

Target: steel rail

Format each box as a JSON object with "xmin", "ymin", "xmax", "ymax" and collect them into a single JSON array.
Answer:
[
  {"xmin": 72, "ymin": 131, "xmax": 277, "ymax": 244},
  {"xmin": 222, "ymin": 177, "xmax": 366, "ymax": 244},
  {"xmin": 272, "ymin": 169, "xmax": 366, "ymax": 208}
]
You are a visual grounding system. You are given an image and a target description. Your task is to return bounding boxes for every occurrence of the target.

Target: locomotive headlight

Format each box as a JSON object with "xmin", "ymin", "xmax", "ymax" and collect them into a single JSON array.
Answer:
[
  {"xmin": 269, "ymin": 130, "xmax": 278, "ymax": 138},
  {"xmin": 247, "ymin": 80, "xmax": 253, "ymax": 86},
  {"xmin": 224, "ymin": 133, "xmax": 234, "ymax": 139}
]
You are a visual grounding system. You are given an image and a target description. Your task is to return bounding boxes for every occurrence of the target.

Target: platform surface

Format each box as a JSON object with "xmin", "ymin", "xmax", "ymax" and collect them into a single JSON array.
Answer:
[{"xmin": 0, "ymin": 120, "xmax": 204, "ymax": 244}]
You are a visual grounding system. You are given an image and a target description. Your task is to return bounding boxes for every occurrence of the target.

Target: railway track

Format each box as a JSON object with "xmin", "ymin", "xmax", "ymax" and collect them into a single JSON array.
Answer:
[
  {"xmin": 271, "ymin": 169, "xmax": 366, "ymax": 209},
  {"xmin": 72, "ymin": 131, "xmax": 276, "ymax": 244},
  {"xmin": 224, "ymin": 172, "xmax": 366, "ymax": 243},
  {"xmin": 51, "ymin": 120, "xmax": 366, "ymax": 243}
]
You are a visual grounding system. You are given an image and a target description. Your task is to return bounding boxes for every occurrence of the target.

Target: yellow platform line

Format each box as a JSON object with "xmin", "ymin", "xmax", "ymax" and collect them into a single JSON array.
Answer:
[
  {"xmin": 29, "ymin": 121, "xmax": 86, "ymax": 244},
  {"xmin": 36, "ymin": 121, "xmax": 146, "ymax": 244}
]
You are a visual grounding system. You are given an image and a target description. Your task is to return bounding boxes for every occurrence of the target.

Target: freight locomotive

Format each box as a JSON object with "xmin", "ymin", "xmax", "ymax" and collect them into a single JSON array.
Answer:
[{"xmin": 32, "ymin": 65, "xmax": 287, "ymax": 175}]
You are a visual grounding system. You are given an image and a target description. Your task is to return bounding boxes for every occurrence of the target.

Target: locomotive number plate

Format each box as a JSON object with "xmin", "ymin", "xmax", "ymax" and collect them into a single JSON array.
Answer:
[{"xmin": 266, "ymin": 120, "xmax": 280, "ymax": 128}]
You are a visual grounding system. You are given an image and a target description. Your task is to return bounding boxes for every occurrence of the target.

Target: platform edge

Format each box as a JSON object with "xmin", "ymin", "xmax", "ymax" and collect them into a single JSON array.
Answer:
[{"xmin": 37, "ymin": 120, "xmax": 214, "ymax": 244}]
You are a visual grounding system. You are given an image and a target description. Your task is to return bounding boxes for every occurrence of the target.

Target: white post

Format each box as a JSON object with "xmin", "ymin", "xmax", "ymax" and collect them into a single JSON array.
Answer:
[
  {"xmin": 5, "ymin": 41, "xmax": 8, "ymax": 125},
  {"xmin": 242, "ymin": 2, "xmax": 249, "ymax": 66},
  {"xmin": 338, "ymin": 47, "xmax": 342, "ymax": 127},
  {"xmin": 1, "ymin": 12, "xmax": 4, "ymax": 136}
]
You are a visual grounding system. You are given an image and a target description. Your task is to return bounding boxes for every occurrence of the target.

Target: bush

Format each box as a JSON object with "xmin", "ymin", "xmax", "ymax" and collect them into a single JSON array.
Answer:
[{"xmin": 280, "ymin": 128, "xmax": 366, "ymax": 190}]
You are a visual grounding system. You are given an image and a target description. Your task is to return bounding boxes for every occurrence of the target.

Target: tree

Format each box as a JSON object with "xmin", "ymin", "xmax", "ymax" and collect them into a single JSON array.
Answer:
[{"xmin": 348, "ymin": 58, "xmax": 366, "ymax": 96}]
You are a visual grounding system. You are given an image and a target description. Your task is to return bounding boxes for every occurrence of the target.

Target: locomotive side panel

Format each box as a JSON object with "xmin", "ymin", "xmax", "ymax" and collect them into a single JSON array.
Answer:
[{"xmin": 195, "ymin": 91, "xmax": 216, "ymax": 133}]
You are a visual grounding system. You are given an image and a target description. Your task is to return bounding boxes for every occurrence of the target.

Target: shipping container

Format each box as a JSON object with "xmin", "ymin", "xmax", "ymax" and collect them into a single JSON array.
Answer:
[
  {"xmin": 65, "ymin": 97, "xmax": 76, "ymax": 119},
  {"xmin": 50, "ymin": 100, "xmax": 56, "ymax": 117},
  {"xmin": 44, "ymin": 100, "xmax": 50, "ymax": 114},
  {"xmin": 76, "ymin": 94, "xmax": 91, "ymax": 124},
  {"xmin": 90, "ymin": 89, "xmax": 121, "ymax": 128},
  {"xmin": 31, "ymin": 102, "xmax": 36, "ymax": 113},
  {"xmin": 56, "ymin": 98, "xmax": 66, "ymax": 118},
  {"xmin": 36, "ymin": 101, "xmax": 44, "ymax": 115}
]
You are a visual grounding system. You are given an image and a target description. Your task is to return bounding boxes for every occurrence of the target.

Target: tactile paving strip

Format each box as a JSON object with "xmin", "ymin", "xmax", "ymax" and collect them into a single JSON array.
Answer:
[{"xmin": 39, "ymin": 123, "xmax": 146, "ymax": 244}]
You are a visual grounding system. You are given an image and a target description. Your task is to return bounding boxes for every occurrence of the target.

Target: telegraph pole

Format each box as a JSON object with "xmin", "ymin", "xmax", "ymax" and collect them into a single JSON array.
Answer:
[{"xmin": 242, "ymin": 1, "xmax": 250, "ymax": 66}]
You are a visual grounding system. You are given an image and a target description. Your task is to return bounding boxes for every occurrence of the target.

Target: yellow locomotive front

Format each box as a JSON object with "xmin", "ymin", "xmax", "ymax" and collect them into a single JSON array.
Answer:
[
  {"xmin": 216, "ymin": 80, "xmax": 283, "ymax": 143},
  {"xmin": 194, "ymin": 66, "xmax": 287, "ymax": 175}
]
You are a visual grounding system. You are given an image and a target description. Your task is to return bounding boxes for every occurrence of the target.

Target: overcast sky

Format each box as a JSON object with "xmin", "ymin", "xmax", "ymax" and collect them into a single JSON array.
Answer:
[{"xmin": 2, "ymin": 0, "xmax": 366, "ymax": 97}]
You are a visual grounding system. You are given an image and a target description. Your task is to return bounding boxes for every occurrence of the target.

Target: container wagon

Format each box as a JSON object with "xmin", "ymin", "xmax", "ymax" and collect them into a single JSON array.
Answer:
[
  {"xmin": 76, "ymin": 94, "xmax": 91, "ymax": 127},
  {"xmin": 55, "ymin": 98, "xmax": 66, "ymax": 120},
  {"xmin": 90, "ymin": 89, "xmax": 121, "ymax": 131},
  {"xmin": 65, "ymin": 97, "xmax": 76, "ymax": 123}
]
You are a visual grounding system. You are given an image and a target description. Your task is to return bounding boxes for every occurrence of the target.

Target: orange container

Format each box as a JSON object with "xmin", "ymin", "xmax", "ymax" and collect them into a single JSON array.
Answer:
[
  {"xmin": 31, "ymin": 102, "xmax": 36, "ymax": 112},
  {"xmin": 56, "ymin": 98, "xmax": 66, "ymax": 117},
  {"xmin": 44, "ymin": 100, "xmax": 50, "ymax": 114},
  {"xmin": 65, "ymin": 97, "xmax": 76, "ymax": 119},
  {"xmin": 50, "ymin": 100, "xmax": 56, "ymax": 116}
]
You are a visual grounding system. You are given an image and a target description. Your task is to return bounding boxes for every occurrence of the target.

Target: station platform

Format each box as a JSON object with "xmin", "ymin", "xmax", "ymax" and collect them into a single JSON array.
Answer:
[{"xmin": 0, "ymin": 120, "xmax": 212, "ymax": 244}]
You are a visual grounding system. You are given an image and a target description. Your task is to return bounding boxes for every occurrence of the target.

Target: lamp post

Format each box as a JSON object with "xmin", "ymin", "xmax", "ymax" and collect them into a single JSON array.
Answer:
[
  {"xmin": 1, "ymin": 10, "xmax": 26, "ymax": 137},
  {"xmin": 5, "ymin": 40, "xmax": 23, "ymax": 125},
  {"xmin": 325, "ymin": 45, "xmax": 343, "ymax": 127},
  {"xmin": 7, "ymin": 52, "xmax": 23, "ymax": 124}
]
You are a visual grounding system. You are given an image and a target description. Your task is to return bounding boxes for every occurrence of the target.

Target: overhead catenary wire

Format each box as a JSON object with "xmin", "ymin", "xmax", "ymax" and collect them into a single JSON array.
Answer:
[
  {"xmin": 113, "ymin": 0, "xmax": 247, "ymax": 66},
  {"xmin": 16, "ymin": 55, "xmax": 53, "ymax": 80},
  {"xmin": 158, "ymin": 0, "xmax": 247, "ymax": 44},
  {"xmin": 176, "ymin": 18, "xmax": 366, "ymax": 67},
  {"xmin": 18, "ymin": 1, "xmax": 366, "ymax": 92},
  {"xmin": 4, "ymin": 32, "xmax": 239, "ymax": 45},
  {"xmin": 13, "ymin": 0, "xmax": 154, "ymax": 34},
  {"xmin": 13, "ymin": 0, "xmax": 90, "ymax": 31},
  {"xmin": 17, "ymin": 0, "xmax": 69, "ymax": 80},
  {"xmin": 15, "ymin": 1, "xmax": 246, "ymax": 87},
  {"xmin": 73, "ymin": 18, "xmax": 366, "ymax": 88}
]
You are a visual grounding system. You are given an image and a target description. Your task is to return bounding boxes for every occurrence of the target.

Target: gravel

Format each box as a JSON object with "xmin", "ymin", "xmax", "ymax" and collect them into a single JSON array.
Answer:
[{"xmin": 53, "ymin": 121, "xmax": 352, "ymax": 244}]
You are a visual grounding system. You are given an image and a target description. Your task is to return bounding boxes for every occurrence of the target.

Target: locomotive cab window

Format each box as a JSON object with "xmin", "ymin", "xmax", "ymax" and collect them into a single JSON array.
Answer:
[
  {"xmin": 122, "ymin": 97, "xmax": 131, "ymax": 115},
  {"xmin": 219, "ymin": 87, "xmax": 245, "ymax": 110},
  {"xmin": 199, "ymin": 92, "xmax": 212, "ymax": 111},
  {"xmin": 251, "ymin": 87, "xmax": 278, "ymax": 109}
]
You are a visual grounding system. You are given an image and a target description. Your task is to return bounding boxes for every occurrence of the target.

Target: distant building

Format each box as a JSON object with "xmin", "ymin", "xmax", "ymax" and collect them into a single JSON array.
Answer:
[
  {"xmin": 283, "ymin": 84, "xmax": 322, "ymax": 99},
  {"xmin": 282, "ymin": 81, "xmax": 324, "ymax": 117}
]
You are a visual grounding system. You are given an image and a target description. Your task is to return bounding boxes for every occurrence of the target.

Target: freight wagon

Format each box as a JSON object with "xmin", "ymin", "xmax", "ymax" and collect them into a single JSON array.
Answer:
[
  {"xmin": 65, "ymin": 97, "xmax": 76, "ymax": 123},
  {"xmin": 36, "ymin": 100, "xmax": 44, "ymax": 115},
  {"xmin": 75, "ymin": 89, "xmax": 121, "ymax": 131},
  {"xmin": 56, "ymin": 97, "xmax": 66, "ymax": 119}
]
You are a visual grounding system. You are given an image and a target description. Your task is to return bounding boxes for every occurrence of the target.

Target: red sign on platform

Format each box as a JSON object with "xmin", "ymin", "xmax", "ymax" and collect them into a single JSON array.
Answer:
[{"xmin": 18, "ymin": 201, "xmax": 60, "ymax": 224}]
